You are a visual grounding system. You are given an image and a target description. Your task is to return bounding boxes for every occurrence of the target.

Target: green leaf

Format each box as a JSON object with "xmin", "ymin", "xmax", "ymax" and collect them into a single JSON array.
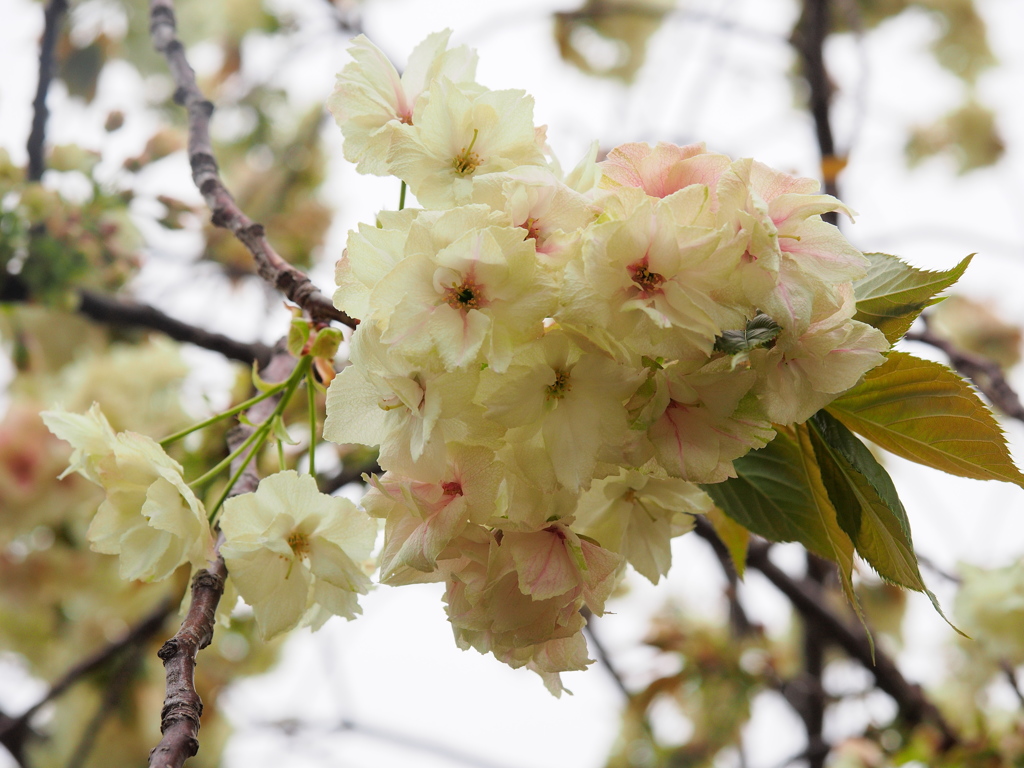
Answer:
[
  {"xmin": 808, "ymin": 411, "xmax": 963, "ymax": 633},
  {"xmin": 310, "ymin": 326, "xmax": 343, "ymax": 359},
  {"xmin": 271, "ymin": 415, "xmax": 298, "ymax": 445},
  {"xmin": 713, "ymin": 314, "xmax": 781, "ymax": 355},
  {"xmin": 827, "ymin": 352, "xmax": 1024, "ymax": 488},
  {"xmin": 701, "ymin": 430, "xmax": 855, "ymax": 586},
  {"xmin": 288, "ymin": 318, "xmax": 311, "ymax": 357},
  {"xmin": 706, "ymin": 507, "xmax": 749, "ymax": 580},
  {"xmin": 808, "ymin": 411, "xmax": 921, "ymax": 589},
  {"xmin": 853, "ymin": 252, "xmax": 972, "ymax": 343},
  {"xmin": 251, "ymin": 364, "xmax": 276, "ymax": 393}
]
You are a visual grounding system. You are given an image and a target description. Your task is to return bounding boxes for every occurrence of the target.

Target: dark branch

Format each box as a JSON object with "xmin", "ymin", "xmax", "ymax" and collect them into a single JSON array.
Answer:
[
  {"xmin": 581, "ymin": 607, "xmax": 632, "ymax": 701},
  {"xmin": 695, "ymin": 516, "xmax": 758, "ymax": 637},
  {"xmin": 905, "ymin": 323, "xmax": 1024, "ymax": 423},
  {"xmin": 66, "ymin": 642, "xmax": 147, "ymax": 768},
  {"xmin": 318, "ymin": 458, "xmax": 381, "ymax": 495},
  {"xmin": 27, "ymin": 0, "xmax": 68, "ymax": 182},
  {"xmin": 147, "ymin": 562, "xmax": 226, "ymax": 768},
  {"xmin": 797, "ymin": 554, "xmax": 831, "ymax": 768},
  {"xmin": 148, "ymin": 344, "xmax": 295, "ymax": 768},
  {"xmin": 1, "ymin": 597, "xmax": 174, "ymax": 730},
  {"xmin": 147, "ymin": 0, "xmax": 354, "ymax": 329},
  {"xmin": 792, "ymin": 0, "xmax": 840, "ymax": 225},
  {"xmin": 1001, "ymin": 661, "xmax": 1024, "ymax": 710},
  {"xmin": 77, "ymin": 289, "xmax": 273, "ymax": 367},
  {"xmin": 0, "ymin": 596, "xmax": 175, "ymax": 762},
  {"xmin": 693, "ymin": 518, "xmax": 959, "ymax": 749}
]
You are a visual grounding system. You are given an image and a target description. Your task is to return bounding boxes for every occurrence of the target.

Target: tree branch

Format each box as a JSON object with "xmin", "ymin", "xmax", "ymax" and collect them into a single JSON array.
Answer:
[
  {"xmin": 792, "ymin": 0, "xmax": 840, "ymax": 225},
  {"xmin": 318, "ymin": 458, "xmax": 381, "ymax": 495},
  {"xmin": 77, "ymin": 289, "xmax": 273, "ymax": 367},
  {"xmin": 27, "ymin": 0, "xmax": 68, "ymax": 182},
  {"xmin": 693, "ymin": 518, "xmax": 959, "ymax": 749},
  {"xmin": 796, "ymin": 554, "xmax": 831, "ymax": 768},
  {"xmin": 0, "ymin": 595, "xmax": 176, "ymax": 763},
  {"xmin": 147, "ymin": 561, "xmax": 226, "ymax": 768},
  {"xmin": 581, "ymin": 607, "xmax": 632, "ymax": 701},
  {"xmin": 695, "ymin": 516, "xmax": 758, "ymax": 637},
  {"xmin": 148, "ymin": 344, "xmax": 295, "ymax": 768},
  {"xmin": 66, "ymin": 641, "xmax": 147, "ymax": 768},
  {"xmin": 147, "ymin": 0, "xmax": 354, "ymax": 329}
]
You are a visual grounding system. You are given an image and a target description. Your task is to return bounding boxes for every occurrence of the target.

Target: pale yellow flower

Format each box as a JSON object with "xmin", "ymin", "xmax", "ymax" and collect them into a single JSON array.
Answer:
[
  {"xmin": 219, "ymin": 471, "xmax": 376, "ymax": 640},
  {"xmin": 41, "ymin": 404, "xmax": 213, "ymax": 582},
  {"xmin": 328, "ymin": 31, "xmax": 478, "ymax": 175}
]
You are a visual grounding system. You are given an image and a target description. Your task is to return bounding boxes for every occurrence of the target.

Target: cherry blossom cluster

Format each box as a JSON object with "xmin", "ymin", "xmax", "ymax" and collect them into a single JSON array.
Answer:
[{"xmin": 324, "ymin": 31, "xmax": 888, "ymax": 692}]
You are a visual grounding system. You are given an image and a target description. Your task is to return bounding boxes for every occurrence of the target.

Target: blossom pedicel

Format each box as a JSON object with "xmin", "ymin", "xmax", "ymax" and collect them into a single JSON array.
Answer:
[{"xmin": 325, "ymin": 31, "xmax": 887, "ymax": 693}]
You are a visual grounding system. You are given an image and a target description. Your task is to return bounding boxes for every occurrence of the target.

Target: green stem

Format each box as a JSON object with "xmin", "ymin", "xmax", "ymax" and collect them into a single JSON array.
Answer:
[
  {"xmin": 398, "ymin": 180, "xmax": 407, "ymax": 211},
  {"xmin": 190, "ymin": 415, "xmax": 266, "ymax": 491},
  {"xmin": 189, "ymin": 357, "xmax": 310, "ymax": 490},
  {"xmin": 158, "ymin": 383, "xmax": 286, "ymax": 447},
  {"xmin": 205, "ymin": 357, "xmax": 312, "ymax": 522},
  {"xmin": 306, "ymin": 367, "xmax": 317, "ymax": 477}
]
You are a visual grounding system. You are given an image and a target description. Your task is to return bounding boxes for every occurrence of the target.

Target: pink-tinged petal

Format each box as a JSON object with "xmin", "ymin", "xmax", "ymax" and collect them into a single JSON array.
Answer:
[
  {"xmin": 504, "ymin": 528, "xmax": 579, "ymax": 601},
  {"xmin": 600, "ymin": 142, "xmax": 714, "ymax": 197},
  {"xmin": 748, "ymin": 159, "xmax": 821, "ymax": 201},
  {"xmin": 577, "ymin": 538, "xmax": 625, "ymax": 614}
]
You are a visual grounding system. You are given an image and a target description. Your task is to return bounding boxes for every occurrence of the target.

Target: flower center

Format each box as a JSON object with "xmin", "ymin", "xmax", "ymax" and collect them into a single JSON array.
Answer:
[
  {"xmin": 629, "ymin": 260, "xmax": 666, "ymax": 295},
  {"xmin": 443, "ymin": 276, "xmax": 484, "ymax": 311},
  {"xmin": 522, "ymin": 217, "xmax": 542, "ymax": 241},
  {"xmin": 546, "ymin": 369, "xmax": 572, "ymax": 400},
  {"xmin": 442, "ymin": 481, "xmax": 464, "ymax": 497},
  {"xmin": 287, "ymin": 531, "xmax": 310, "ymax": 558},
  {"xmin": 452, "ymin": 129, "xmax": 481, "ymax": 176}
]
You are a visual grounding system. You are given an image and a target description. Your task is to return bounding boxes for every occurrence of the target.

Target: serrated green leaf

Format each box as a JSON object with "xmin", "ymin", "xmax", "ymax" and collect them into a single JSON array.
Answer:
[
  {"xmin": 701, "ymin": 430, "xmax": 854, "ymax": 579},
  {"xmin": 853, "ymin": 252, "xmax": 972, "ymax": 343},
  {"xmin": 288, "ymin": 318, "xmax": 311, "ymax": 357},
  {"xmin": 808, "ymin": 411, "xmax": 921, "ymax": 589},
  {"xmin": 705, "ymin": 429, "xmax": 863, "ymax": 627},
  {"xmin": 807, "ymin": 412, "xmax": 963, "ymax": 634},
  {"xmin": 827, "ymin": 351, "xmax": 1024, "ymax": 488}
]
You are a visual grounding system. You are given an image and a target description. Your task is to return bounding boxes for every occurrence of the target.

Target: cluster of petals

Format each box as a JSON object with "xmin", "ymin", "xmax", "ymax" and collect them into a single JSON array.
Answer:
[
  {"xmin": 219, "ymin": 471, "xmax": 376, "ymax": 640},
  {"xmin": 43, "ymin": 407, "xmax": 378, "ymax": 639},
  {"xmin": 326, "ymin": 32, "xmax": 888, "ymax": 690},
  {"xmin": 41, "ymin": 404, "xmax": 213, "ymax": 582}
]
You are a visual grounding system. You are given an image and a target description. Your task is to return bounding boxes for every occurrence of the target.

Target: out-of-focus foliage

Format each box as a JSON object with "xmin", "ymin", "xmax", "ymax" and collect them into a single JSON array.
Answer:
[
  {"xmin": 906, "ymin": 99, "xmax": 1005, "ymax": 174},
  {"xmin": 203, "ymin": 105, "xmax": 332, "ymax": 276},
  {"xmin": 553, "ymin": 0, "xmax": 1003, "ymax": 172},
  {"xmin": 930, "ymin": 294, "xmax": 1023, "ymax": 371},
  {"xmin": 604, "ymin": 603, "xmax": 779, "ymax": 768},
  {"xmin": 852, "ymin": 0, "xmax": 995, "ymax": 82},
  {"xmin": 554, "ymin": 0, "xmax": 675, "ymax": 83},
  {"xmin": 0, "ymin": 149, "xmax": 140, "ymax": 307},
  {"xmin": 834, "ymin": 0, "xmax": 1003, "ymax": 172}
]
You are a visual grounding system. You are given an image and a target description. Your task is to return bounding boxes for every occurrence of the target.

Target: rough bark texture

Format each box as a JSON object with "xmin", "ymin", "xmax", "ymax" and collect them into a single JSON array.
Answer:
[{"xmin": 148, "ymin": 0, "xmax": 354, "ymax": 328}]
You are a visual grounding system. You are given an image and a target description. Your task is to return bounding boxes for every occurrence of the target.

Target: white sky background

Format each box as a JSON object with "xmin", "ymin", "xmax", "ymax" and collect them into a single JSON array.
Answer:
[{"xmin": 2, "ymin": 0, "xmax": 1024, "ymax": 767}]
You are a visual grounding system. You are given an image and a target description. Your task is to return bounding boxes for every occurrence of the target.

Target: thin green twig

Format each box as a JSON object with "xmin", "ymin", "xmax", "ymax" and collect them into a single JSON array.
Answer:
[
  {"xmin": 307, "ymin": 367, "xmax": 317, "ymax": 476},
  {"xmin": 158, "ymin": 383, "xmax": 286, "ymax": 447}
]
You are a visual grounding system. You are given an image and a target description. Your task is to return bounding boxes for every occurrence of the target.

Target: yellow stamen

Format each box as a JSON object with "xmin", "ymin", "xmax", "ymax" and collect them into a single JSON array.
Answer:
[{"xmin": 452, "ymin": 129, "xmax": 481, "ymax": 175}]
